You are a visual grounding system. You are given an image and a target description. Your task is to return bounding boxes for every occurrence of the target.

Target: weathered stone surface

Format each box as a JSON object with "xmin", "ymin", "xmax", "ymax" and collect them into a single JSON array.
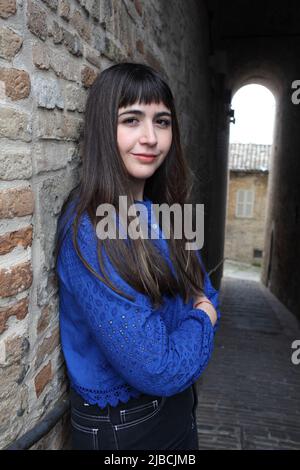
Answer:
[
  {"xmin": 0, "ymin": 68, "xmax": 30, "ymax": 101},
  {"xmin": 0, "ymin": 226, "xmax": 33, "ymax": 255},
  {"xmin": 0, "ymin": 187, "xmax": 34, "ymax": 218},
  {"xmin": 0, "ymin": 107, "xmax": 31, "ymax": 141},
  {"xmin": 0, "ymin": 150, "xmax": 32, "ymax": 180},
  {"xmin": 0, "ymin": 27, "xmax": 23, "ymax": 60}
]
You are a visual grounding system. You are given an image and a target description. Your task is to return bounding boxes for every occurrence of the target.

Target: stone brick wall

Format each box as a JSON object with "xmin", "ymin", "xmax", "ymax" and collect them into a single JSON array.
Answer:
[
  {"xmin": 225, "ymin": 172, "xmax": 268, "ymax": 265},
  {"xmin": 0, "ymin": 0, "xmax": 213, "ymax": 449}
]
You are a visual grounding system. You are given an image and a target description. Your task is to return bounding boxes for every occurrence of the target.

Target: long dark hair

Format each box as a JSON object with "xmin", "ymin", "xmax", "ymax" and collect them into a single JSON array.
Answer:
[{"xmin": 55, "ymin": 62, "xmax": 205, "ymax": 309}]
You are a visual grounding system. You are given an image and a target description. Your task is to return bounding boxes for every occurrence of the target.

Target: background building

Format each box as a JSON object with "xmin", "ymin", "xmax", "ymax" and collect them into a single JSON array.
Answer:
[{"xmin": 225, "ymin": 143, "xmax": 272, "ymax": 266}]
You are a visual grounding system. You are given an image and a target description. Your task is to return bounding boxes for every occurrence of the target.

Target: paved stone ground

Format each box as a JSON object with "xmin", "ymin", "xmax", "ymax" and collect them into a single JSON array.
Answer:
[
  {"xmin": 195, "ymin": 276, "xmax": 300, "ymax": 450},
  {"xmin": 223, "ymin": 259, "xmax": 262, "ymax": 282}
]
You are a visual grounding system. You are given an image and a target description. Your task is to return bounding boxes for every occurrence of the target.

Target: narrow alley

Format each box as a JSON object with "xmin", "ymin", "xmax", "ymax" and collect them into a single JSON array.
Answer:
[{"xmin": 195, "ymin": 276, "xmax": 300, "ymax": 450}]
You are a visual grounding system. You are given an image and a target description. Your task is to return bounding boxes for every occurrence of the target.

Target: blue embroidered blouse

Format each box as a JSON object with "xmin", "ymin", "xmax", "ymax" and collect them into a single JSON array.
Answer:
[{"xmin": 56, "ymin": 198, "xmax": 221, "ymax": 408}]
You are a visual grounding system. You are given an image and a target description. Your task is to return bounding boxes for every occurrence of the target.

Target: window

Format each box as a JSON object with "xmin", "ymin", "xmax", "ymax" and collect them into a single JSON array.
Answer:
[{"xmin": 236, "ymin": 189, "xmax": 255, "ymax": 218}]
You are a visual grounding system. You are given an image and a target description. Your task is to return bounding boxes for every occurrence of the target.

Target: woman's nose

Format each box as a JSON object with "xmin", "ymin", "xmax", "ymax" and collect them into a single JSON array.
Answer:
[{"xmin": 139, "ymin": 122, "xmax": 157, "ymax": 145}]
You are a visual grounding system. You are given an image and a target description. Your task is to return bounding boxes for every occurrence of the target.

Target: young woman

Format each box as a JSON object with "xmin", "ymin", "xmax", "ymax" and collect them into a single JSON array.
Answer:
[{"xmin": 55, "ymin": 62, "xmax": 221, "ymax": 450}]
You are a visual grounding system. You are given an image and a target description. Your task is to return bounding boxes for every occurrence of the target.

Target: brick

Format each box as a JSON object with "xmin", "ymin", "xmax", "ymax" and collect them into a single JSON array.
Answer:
[
  {"xmin": 58, "ymin": 0, "xmax": 70, "ymax": 21},
  {"xmin": 32, "ymin": 42, "xmax": 50, "ymax": 70},
  {"xmin": 62, "ymin": 29, "xmax": 83, "ymax": 56},
  {"xmin": 27, "ymin": 0, "xmax": 48, "ymax": 41},
  {"xmin": 0, "ymin": 226, "xmax": 33, "ymax": 255},
  {"xmin": 49, "ymin": 20, "xmax": 64, "ymax": 44},
  {"xmin": 33, "ymin": 76, "xmax": 64, "ymax": 109},
  {"xmin": 5, "ymin": 335, "xmax": 29, "ymax": 364},
  {"xmin": 65, "ymin": 83, "xmax": 87, "ymax": 112},
  {"xmin": 0, "ymin": 151, "xmax": 32, "ymax": 180},
  {"xmin": 37, "ymin": 270, "xmax": 59, "ymax": 306},
  {"xmin": 49, "ymin": 47, "xmax": 81, "ymax": 81},
  {"xmin": 32, "ymin": 44, "xmax": 80, "ymax": 82},
  {"xmin": 34, "ymin": 142, "xmax": 76, "ymax": 173},
  {"xmin": 70, "ymin": 9, "xmax": 91, "ymax": 42},
  {"xmin": 0, "ymin": 0, "xmax": 16, "ymax": 18},
  {"xmin": 136, "ymin": 39, "xmax": 144, "ymax": 54},
  {"xmin": 85, "ymin": 46, "xmax": 101, "ymax": 68},
  {"xmin": 0, "ymin": 371, "xmax": 28, "ymax": 446},
  {"xmin": 103, "ymin": 36, "xmax": 126, "ymax": 62},
  {"xmin": 99, "ymin": 0, "xmax": 113, "ymax": 29},
  {"xmin": 0, "ymin": 261, "xmax": 33, "ymax": 298},
  {"xmin": 0, "ymin": 68, "xmax": 30, "ymax": 101},
  {"xmin": 0, "ymin": 27, "xmax": 23, "ymax": 60},
  {"xmin": 0, "ymin": 107, "xmax": 31, "ymax": 141},
  {"xmin": 37, "ymin": 109, "xmax": 83, "ymax": 141},
  {"xmin": 81, "ymin": 65, "xmax": 97, "ymax": 88},
  {"xmin": 89, "ymin": 0, "xmax": 100, "ymax": 22},
  {"xmin": 37, "ymin": 305, "xmax": 51, "ymax": 335},
  {"xmin": 78, "ymin": 0, "xmax": 100, "ymax": 21},
  {"xmin": 41, "ymin": 0, "xmax": 58, "ymax": 11},
  {"xmin": 35, "ymin": 326, "xmax": 60, "ymax": 369},
  {"xmin": 92, "ymin": 28, "xmax": 105, "ymax": 54},
  {"xmin": 0, "ymin": 187, "xmax": 34, "ymax": 218},
  {"xmin": 34, "ymin": 361, "xmax": 52, "ymax": 398},
  {"xmin": 145, "ymin": 49, "xmax": 164, "ymax": 74},
  {"xmin": 134, "ymin": 0, "xmax": 142, "ymax": 16},
  {"xmin": 0, "ymin": 297, "xmax": 29, "ymax": 334}
]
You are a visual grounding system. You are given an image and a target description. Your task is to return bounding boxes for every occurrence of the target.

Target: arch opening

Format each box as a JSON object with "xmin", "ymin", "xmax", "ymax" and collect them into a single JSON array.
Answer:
[{"xmin": 224, "ymin": 83, "xmax": 276, "ymax": 282}]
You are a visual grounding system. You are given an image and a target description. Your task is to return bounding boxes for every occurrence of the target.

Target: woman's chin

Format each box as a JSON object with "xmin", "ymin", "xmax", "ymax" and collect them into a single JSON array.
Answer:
[{"xmin": 127, "ymin": 167, "xmax": 156, "ymax": 179}]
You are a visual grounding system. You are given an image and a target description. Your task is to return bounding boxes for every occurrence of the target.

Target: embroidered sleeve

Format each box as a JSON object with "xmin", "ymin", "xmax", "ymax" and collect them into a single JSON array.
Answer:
[{"xmin": 58, "ymin": 214, "xmax": 215, "ymax": 397}]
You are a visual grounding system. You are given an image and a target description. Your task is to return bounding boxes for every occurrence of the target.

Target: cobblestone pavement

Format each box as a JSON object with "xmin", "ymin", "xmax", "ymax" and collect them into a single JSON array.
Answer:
[{"xmin": 195, "ymin": 276, "xmax": 300, "ymax": 450}]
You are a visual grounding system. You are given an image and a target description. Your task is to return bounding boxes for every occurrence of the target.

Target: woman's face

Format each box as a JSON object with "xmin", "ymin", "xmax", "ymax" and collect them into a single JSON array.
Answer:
[{"xmin": 117, "ymin": 101, "xmax": 172, "ymax": 189}]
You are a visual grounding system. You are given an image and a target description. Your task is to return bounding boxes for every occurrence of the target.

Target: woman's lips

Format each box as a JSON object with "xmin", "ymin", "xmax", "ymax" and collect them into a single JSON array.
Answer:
[{"xmin": 131, "ymin": 153, "xmax": 158, "ymax": 162}]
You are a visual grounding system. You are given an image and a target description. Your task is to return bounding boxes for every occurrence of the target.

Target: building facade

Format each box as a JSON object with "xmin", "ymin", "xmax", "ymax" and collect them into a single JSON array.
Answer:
[{"xmin": 225, "ymin": 143, "xmax": 272, "ymax": 266}]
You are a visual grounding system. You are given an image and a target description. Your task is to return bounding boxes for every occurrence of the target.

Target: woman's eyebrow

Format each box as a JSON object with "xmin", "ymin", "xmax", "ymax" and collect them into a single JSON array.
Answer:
[{"xmin": 118, "ymin": 109, "xmax": 172, "ymax": 118}]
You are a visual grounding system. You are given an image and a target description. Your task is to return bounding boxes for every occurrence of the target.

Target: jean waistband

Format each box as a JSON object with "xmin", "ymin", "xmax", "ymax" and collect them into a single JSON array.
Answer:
[
  {"xmin": 70, "ymin": 387, "xmax": 163, "ymax": 413},
  {"xmin": 70, "ymin": 386, "xmax": 194, "ymax": 426}
]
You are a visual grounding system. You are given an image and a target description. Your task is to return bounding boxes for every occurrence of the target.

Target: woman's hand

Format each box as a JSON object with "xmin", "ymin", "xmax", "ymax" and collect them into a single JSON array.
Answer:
[{"xmin": 193, "ymin": 295, "xmax": 217, "ymax": 327}]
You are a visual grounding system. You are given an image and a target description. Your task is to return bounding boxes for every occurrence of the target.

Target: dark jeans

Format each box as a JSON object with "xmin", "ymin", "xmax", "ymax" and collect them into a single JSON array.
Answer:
[{"xmin": 70, "ymin": 384, "xmax": 199, "ymax": 450}]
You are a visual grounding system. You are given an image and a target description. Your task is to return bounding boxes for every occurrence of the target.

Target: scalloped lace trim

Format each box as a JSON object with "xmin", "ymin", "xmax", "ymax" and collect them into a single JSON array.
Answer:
[{"xmin": 70, "ymin": 380, "xmax": 143, "ymax": 408}]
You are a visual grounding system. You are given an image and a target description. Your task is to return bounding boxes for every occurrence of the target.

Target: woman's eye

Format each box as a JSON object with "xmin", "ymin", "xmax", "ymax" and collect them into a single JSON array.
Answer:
[
  {"xmin": 123, "ymin": 118, "xmax": 139, "ymax": 125},
  {"xmin": 156, "ymin": 119, "xmax": 171, "ymax": 128}
]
